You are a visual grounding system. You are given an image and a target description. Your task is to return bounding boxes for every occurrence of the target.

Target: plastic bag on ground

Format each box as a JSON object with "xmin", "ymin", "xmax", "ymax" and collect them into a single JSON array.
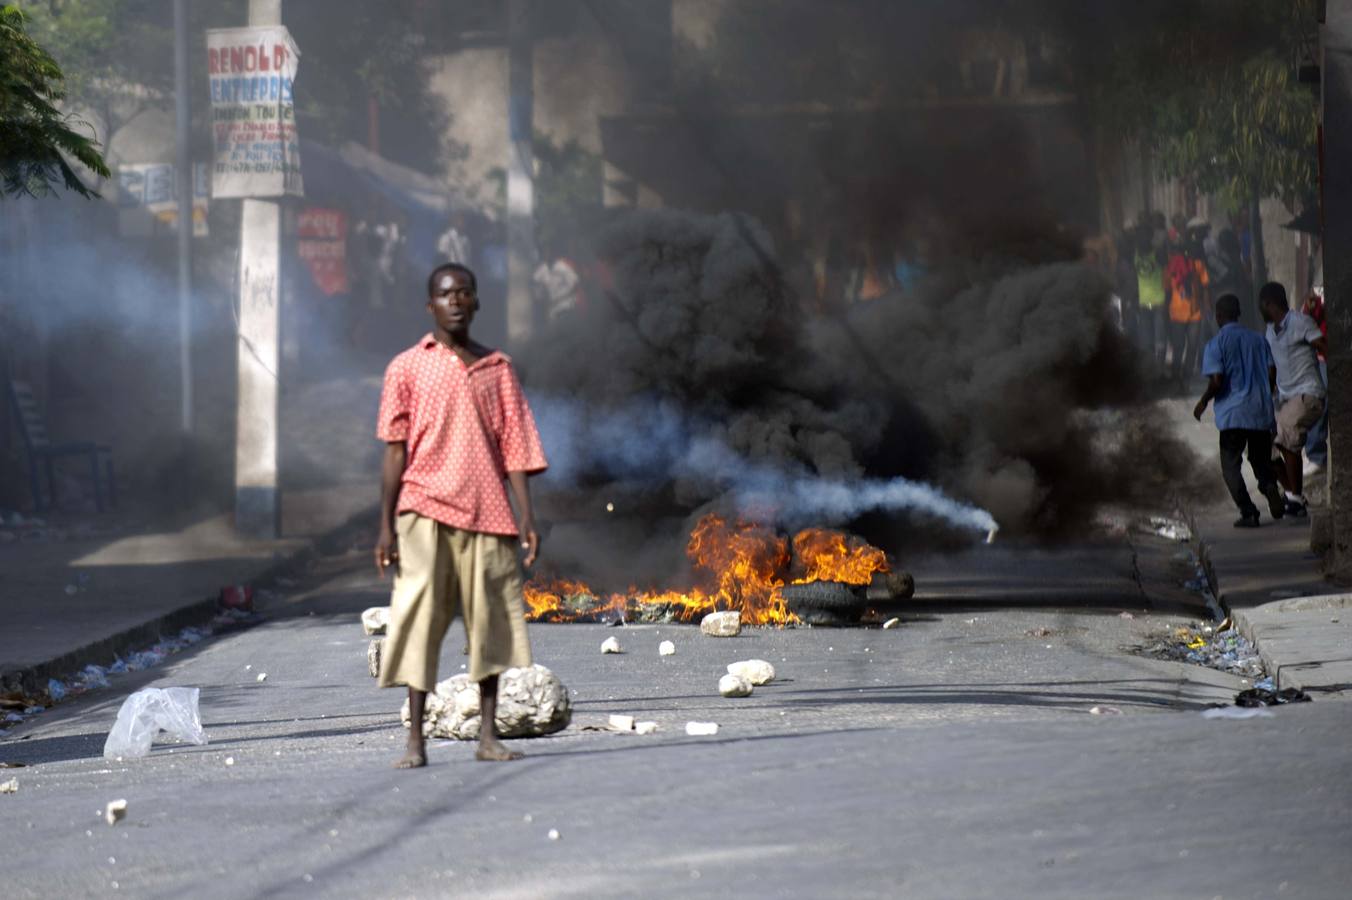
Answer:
[{"xmin": 103, "ymin": 688, "xmax": 208, "ymax": 759}]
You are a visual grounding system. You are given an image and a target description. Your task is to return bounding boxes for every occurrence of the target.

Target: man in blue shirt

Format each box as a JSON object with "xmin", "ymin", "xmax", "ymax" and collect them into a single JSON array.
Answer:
[{"xmin": 1193, "ymin": 294, "xmax": 1286, "ymax": 527}]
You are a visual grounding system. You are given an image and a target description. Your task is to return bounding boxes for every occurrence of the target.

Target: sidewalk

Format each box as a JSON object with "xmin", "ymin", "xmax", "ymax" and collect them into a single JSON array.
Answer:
[
  {"xmin": 0, "ymin": 484, "xmax": 373, "ymax": 698},
  {"xmin": 1194, "ymin": 501, "xmax": 1352, "ymax": 695},
  {"xmin": 1170, "ymin": 398, "xmax": 1352, "ymax": 696}
]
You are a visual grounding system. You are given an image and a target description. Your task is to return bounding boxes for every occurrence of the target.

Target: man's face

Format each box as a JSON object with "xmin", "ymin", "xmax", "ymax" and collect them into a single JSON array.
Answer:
[{"xmin": 428, "ymin": 270, "xmax": 477, "ymax": 333}]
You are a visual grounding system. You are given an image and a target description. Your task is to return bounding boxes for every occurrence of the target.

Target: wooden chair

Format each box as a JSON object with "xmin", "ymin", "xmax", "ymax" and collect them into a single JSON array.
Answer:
[{"xmin": 7, "ymin": 379, "xmax": 116, "ymax": 512}]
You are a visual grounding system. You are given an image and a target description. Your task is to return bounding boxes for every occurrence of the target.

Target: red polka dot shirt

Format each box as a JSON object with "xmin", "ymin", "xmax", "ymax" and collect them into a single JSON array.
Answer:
[{"xmin": 377, "ymin": 335, "xmax": 548, "ymax": 536}]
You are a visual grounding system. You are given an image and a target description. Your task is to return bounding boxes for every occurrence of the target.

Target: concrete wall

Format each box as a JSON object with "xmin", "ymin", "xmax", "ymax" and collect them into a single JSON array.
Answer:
[
  {"xmin": 534, "ymin": 21, "xmax": 634, "ymax": 155},
  {"xmin": 425, "ymin": 47, "xmax": 510, "ymax": 212},
  {"xmin": 425, "ymin": 7, "xmax": 640, "ymax": 214}
]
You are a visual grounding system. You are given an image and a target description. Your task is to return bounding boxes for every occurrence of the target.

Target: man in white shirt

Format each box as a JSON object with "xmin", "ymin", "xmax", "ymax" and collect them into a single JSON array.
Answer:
[
  {"xmin": 1260, "ymin": 282, "xmax": 1328, "ymax": 516},
  {"xmin": 437, "ymin": 214, "xmax": 472, "ymax": 266},
  {"xmin": 531, "ymin": 256, "xmax": 581, "ymax": 320}
]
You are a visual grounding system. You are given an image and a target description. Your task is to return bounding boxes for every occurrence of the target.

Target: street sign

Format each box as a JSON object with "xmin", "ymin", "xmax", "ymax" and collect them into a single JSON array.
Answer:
[{"xmin": 206, "ymin": 25, "xmax": 303, "ymax": 199}]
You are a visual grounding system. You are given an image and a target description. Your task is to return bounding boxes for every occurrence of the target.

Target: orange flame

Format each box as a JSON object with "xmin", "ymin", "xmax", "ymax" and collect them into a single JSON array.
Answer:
[
  {"xmin": 791, "ymin": 528, "xmax": 889, "ymax": 585},
  {"xmin": 524, "ymin": 514, "xmax": 889, "ymax": 627}
]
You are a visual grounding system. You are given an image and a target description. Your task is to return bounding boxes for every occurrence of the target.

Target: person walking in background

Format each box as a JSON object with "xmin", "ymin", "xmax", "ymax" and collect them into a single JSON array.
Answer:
[
  {"xmin": 1135, "ymin": 225, "xmax": 1168, "ymax": 370},
  {"xmin": 1301, "ymin": 288, "xmax": 1329, "ymax": 475},
  {"xmin": 532, "ymin": 250, "xmax": 582, "ymax": 321},
  {"xmin": 1194, "ymin": 293, "xmax": 1286, "ymax": 527},
  {"xmin": 1166, "ymin": 230, "xmax": 1208, "ymax": 384},
  {"xmin": 1188, "ymin": 218, "xmax": 1220, "ymax": 346},
  {"xmin": 1259, "ymin": 282, "xmax": 1328, "ymax": 517},
  {"xmin": 436, "ymin": 213, "xmax": 473, "ymax": 267}
]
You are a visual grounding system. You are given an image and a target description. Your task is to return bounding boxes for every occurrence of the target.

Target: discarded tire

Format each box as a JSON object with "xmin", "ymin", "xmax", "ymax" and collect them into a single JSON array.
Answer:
[{"xmin": 781, "ymin": 581, "xmax": 867, "ymax": 626}]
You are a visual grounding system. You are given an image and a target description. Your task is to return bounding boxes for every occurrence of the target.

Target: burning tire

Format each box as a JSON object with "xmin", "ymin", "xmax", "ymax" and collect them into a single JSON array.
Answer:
[{"xmin": 781, "ymin": 581, "xmax": 867, "ymax": 626}]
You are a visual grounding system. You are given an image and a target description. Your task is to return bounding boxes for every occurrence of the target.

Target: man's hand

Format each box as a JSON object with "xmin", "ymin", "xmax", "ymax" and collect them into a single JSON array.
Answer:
[
  {"xmin": 375, "ymin": 527, "xmax": 399, "ymax": 577},
  {"xmin": 1193, "ymin": 399, "xmax": 1208, "ymax": 421},
  {"xmin": 519, "ymin": 518, "xmax": 541, "ymax": 568}
]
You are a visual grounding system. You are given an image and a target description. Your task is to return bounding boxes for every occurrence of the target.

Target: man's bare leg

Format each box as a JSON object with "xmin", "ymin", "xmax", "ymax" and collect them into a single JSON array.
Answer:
[
  {"xmin": 396, "ymin": 687, "xmax": 427, "ymax": 769},
  {"xmin": 1280, "ymin": 447, "xmax": 1305, "ymax": 498},
  {"xmin": 476, "ymin": 674, "xmax": 523, "ymax": 761}
]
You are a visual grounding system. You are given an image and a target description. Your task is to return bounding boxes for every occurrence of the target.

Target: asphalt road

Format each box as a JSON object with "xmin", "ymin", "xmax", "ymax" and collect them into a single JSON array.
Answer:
[{"xmin": 3, "ymin": 531, "xmax": 1350, "ymax": 899}]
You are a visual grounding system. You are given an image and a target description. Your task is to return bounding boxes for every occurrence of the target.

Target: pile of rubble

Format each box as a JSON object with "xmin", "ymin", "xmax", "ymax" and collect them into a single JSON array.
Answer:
[
  {"xmin": 1135, "ymin": 624, "xmax": 1266, "ymax": 680},
  {"xmin": 363, "ymin": 606, "xmax": 573, "ymax": 740}
]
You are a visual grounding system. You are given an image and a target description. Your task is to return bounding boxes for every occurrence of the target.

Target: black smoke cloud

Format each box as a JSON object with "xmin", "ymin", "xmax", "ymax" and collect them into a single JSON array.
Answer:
[{"xmin": 522, "ymin": 207, "xmax": 1202, "ymax": 560}]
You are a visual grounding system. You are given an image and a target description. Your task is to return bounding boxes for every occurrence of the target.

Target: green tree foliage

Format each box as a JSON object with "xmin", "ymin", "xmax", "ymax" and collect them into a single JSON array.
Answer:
[
  {"xmin": 1096, "ymin": 0, "xmax": 1319, "ymax": 209},
  {"xmin": 485, "ymin": 131, "xmax": 604, "ymax": 258},
  {"xmin": 0, "ymin": 3, "xmax": 110, "ymax": 198},
  {"xmin": 275, "ymin": 1, "xmax": 452, "ymax": 173}
]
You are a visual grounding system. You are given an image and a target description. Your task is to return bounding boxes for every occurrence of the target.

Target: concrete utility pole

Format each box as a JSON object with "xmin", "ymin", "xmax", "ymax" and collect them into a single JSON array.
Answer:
[
  {"xmin": 505, "ymin": 0, "xmax": 536, "ymax": 346},
  {"xmin": 173, "ymin": 0, "xmax": 194, "ymax": 433},
  {"xmin": 235, "ymin": 0, "xmax": 284, "ymax": 538},
  {"xmin": 1323, "ymin": 1, "xmax": 1352, "ymax": 581}
]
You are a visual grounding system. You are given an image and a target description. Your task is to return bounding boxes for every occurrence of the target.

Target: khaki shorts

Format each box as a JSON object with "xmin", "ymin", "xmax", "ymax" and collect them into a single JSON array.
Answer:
[
  {"xmin": 1275, "ymin": 394, "xmax": 1324, "ymax": 452},
  {"xmin": 378, "ymin": 513, "xmax": 532, "ymax": 691}
]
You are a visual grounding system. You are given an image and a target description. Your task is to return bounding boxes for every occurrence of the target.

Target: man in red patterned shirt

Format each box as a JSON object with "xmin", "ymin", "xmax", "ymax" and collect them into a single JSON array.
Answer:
[{"xmin": 375, "ymin": 262, "xmax": 548, "ymax": 769}]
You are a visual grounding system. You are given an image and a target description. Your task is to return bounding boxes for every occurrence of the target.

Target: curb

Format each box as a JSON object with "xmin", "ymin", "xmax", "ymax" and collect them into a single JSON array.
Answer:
[
  {"xmin": 0, "ymin": 504, "xmax": 375, "ymax": 700},
  {"xmin": 1177, "ymin": 502, "xmax": 1226, "ymax": 621},
  {"xmin": 1231, "ymin": 594, "xmax": 1352, "ymax": 694},
  {"xmin": 1230, "ymin": 607, "xmax": 1294, "ymax": 690}
]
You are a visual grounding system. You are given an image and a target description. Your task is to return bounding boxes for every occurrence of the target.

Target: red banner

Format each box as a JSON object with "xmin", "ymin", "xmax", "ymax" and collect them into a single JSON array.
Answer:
[{"xmin": 297, "ymin": 208, "xmax": 348, "ymax": 296}]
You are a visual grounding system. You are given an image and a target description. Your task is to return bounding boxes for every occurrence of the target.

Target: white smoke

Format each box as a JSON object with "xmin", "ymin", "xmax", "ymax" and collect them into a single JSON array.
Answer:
[
  {"xmin": 680, "ymin": 434, "xmax": 997, "ymax": 534},
  {"xmin": 534, "ymin": 396, "xmax": 998, "ymax": 537}
]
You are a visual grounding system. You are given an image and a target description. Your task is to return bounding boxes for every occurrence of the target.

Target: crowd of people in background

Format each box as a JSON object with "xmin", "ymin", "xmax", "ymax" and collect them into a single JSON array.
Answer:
[{"xmin": 1100, "ymin": 211, "xmax": 1248, "ymax": 385}]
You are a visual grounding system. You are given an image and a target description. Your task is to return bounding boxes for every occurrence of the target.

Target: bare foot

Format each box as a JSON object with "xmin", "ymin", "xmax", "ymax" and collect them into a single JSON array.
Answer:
[
  {"xmin": 476, "ymin": 739, "xmax": 523, "ymax": 762},
  {"xmin": 394, "ymin": 745, "xmax": 427, "ymax": 769}
]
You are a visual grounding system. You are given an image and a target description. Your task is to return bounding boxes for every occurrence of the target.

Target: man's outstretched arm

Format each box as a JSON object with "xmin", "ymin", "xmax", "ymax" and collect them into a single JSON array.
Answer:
[{"xmin": 376, "ymin": 442, "xmax": 407, "ymax": 576}]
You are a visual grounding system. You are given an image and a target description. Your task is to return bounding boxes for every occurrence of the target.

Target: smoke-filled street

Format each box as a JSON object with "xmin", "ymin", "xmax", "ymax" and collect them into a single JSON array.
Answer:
[
  {"xmin": 5, "ymin": 524, "xmax": 1351, "ymax": 900},
  {"xmin": 4, "ymin": 1, "xmax": 1352, "ymax": 897}
]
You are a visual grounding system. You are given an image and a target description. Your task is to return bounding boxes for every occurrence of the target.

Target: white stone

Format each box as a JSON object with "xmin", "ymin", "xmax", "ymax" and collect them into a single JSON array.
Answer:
[
  {"xmin": 718, "ymin": 674, "xmax": 753, "ymax": 698},
  {"xmin": 224, "ymin": 756, "xmax": 235, "ymax": 766},
  {"xmin": 700, "ymin": 611, "xmax": 741, "ymax": 637},
  {"xmin": 367, "ymin": 638, "xmax": 384, "ymax": 678},
  {"xmin": 104, "ymin": 799, "xmax": 126, "ymax": 825},
  {"xmin": 685, "ymin": 721, "xmax": 719, "ymax": 736},
  {"xmin": 0, "ymin": 778, "xmax": 18, "ymax": 794},
  {"xmin": 635, "ymin": 721, "xmax": 658, "ymax": 735},
  {"xmin": 548, "ymin": 829, "xmax": 560, "ymax": 841},
  {"xmin": 400, "ymin": 664, "xmax": 572, "ymax": 740},
  {"xmin": 727, "ymin": 659, "xmax": 775, "ymax": 685},
  {"xmin": 608, "ymin": 714, "xmax": 635, "ymax": 732},
  {"xmin": 658, "ymin": 640, "xmax": 676, "ymax": 656},
  {"xmin": 361, "ymin": 606, "xmax": 389, "ymax": 636},
  {"xmin": 255, "ymin": 673, "xmax": 267, "ymax": 682},
  {"xmin": 882, "ymin": 617, "xmax": 902, "ymax": 629},
  {"xmin": 600, "ymin": 636, "xmax": 622, "ymax": 655}
]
